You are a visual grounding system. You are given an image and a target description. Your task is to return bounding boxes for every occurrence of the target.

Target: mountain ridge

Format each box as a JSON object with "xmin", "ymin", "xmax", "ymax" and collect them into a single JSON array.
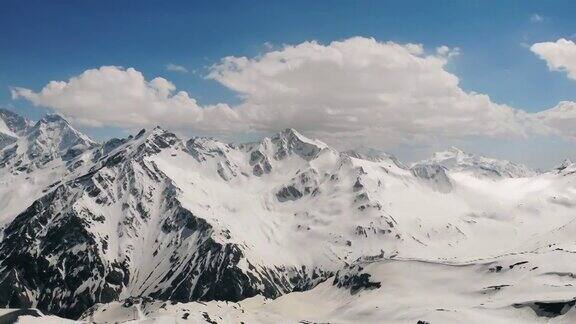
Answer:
[{"xmin": 1, "ymin": 111, "xmax": 576, "ymax": 322}]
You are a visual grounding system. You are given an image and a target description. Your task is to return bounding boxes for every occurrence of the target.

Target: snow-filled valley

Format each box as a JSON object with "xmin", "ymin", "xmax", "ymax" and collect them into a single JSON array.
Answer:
[{"xmin": 1, "ymin": 109, "xmax": 576, "ymax": 323}]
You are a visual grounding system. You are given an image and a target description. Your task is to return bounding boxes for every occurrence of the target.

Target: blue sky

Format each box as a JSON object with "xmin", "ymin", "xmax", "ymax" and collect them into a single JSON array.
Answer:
[{"xmin": 2, "ymin": 0, "xmax": 576, "ymax": 167}]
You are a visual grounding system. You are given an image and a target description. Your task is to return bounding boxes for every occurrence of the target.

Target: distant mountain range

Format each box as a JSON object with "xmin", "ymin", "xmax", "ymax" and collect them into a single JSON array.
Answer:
[{"xmin": 1, "ymin": 109, "xmax": 576, "ymax": 323}]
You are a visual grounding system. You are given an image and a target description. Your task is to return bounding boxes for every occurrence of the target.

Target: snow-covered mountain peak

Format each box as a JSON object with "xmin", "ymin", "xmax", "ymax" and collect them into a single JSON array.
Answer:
[
  {"xmin": 184, "ymin": 135, "xmax": 237, "ymax": 168},
  {"xmin": 187, "ymin": 134, "xmax": 231, "ymax": 152},
  {"xmin": 39, "ymin": 113, "xmax": 67, "ymax": 123},
  {"xmin": 430, "ymin": 146, "xmax": 469, "ymax": 163},
  {"xmin": 0, "ymin": 113, "xmax": 101, "ymax": 231},
  {"xmin": 141, "ymin": 125, "xmax": 175, "ymax": 141},
  {"xmin": 30, "ymin": 113, "xmax": 95, "ymax": 146},
  {"xmin": 276, "ymin": 127, "xmax": 307, "ymax": 139},
  {"xmin": 0, "ymin": 108, "xmax": 31, "ymax": 149},
  {"xmin": 419, "ymin": 147, "xmax": 535, "ymax": 178},
  {"xmin": 25, "ymin": 113, "xmax": 96, "ymax": 159},
  {"xmin": 0, "ymin": 108, "xmax": 30, "ymax": 136},
  {"xmin": 555, "ymin": 158, "xmax": 576, "ymax": 176},
  {"xmin": 0, "ymin": 113, "xmax": 97, "ymax": 174},
  {"xmin": 107, "ymin": 126, "xmax": 182, "ymax": 160},
  {"xmin": 343, "ymin": 147, "xmax": 405, "ymax": 168},
  {"xmin": 269, "ymin": 128, "xmax": 330, "ymax": 161}
]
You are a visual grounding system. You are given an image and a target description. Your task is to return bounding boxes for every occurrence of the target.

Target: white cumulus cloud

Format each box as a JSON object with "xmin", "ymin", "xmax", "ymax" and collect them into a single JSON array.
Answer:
[
  {"xmin": 208, "ymin": 37, "xmax": 529, "ymax": 147},
  {"xmin": 11, "ymin": 66, "xmax": 242, "ymax": 134},
  {"xmin": 531, "ymin": 38, "xmax": 576, "ymax": 80}
]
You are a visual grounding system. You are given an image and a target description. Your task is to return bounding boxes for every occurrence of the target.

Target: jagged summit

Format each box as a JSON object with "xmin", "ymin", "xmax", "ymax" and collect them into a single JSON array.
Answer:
[
  {"xmin": 276, "ymin": 127, "xmax": 307, "ymax": 138},
  {"xmin": 25, "ymin": 113, "xmax": 96, "ymax": 159},
  {"xmin": 272, "ymin": 127, "xmax": 324, "ymax": 146},
  {"xmin": 39, "ymin": 113, "xmax": 68, "ymax": 123},
  {"xmin": 270, "ymin": 128, "xmax": 329, "ymax": 161},
  {"xmin": 0, "ymin": 112, "xmax": 97, "ymax": 175},
  {"xmin": 31, "ymin": 113, "xmax": 90, "ymax": 140}
]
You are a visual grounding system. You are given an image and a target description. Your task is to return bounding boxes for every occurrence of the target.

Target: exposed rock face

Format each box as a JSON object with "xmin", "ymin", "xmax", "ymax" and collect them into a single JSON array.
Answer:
[
  {"xmin": 514, "ymin": 299, "xmax": 576, "ymax": 318},
  {"xmin": 276, "ymin": 168, "xmax": 320, "ymax": 202},
  {"xmin": 249, "ymin": 150, "xmax": 272, "ymax": 176},
  {"xmin": 333, "ymin": 256, "xmax": 383, "ymax": 294}
]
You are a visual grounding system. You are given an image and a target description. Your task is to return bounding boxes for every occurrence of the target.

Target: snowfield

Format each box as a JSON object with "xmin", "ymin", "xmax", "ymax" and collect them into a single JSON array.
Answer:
[
  {"xmin": 81, "ymin": 252, "xmax": 576, "ymax": 324},
  {"xmin": 1, "ymin": 111, "xmax": 576, "ymax": 323}
]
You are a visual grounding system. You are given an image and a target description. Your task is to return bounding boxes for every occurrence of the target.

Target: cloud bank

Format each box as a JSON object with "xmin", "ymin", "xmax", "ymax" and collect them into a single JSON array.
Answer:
[
  {"xmin": 9, "ymin": 37, "xmax": 576, "ymax": 148},
  {"xmin": 208, "ymin": 37, "xmax": 533, "ymax": 146}
]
